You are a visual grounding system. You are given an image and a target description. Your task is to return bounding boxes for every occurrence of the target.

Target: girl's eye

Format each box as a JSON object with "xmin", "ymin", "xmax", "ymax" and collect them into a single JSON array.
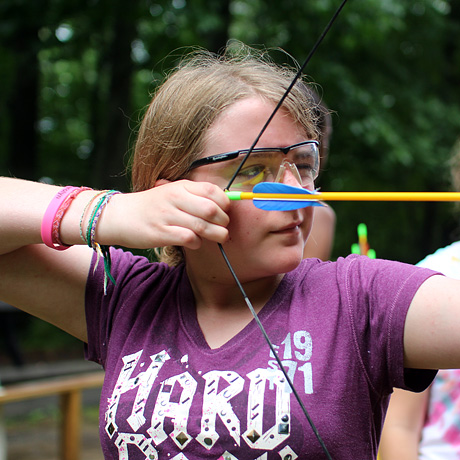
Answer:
[
  {"xmin": 233, "ymin": 165, "xmax": 267, "ymax": 189},
  {"xmin": 297, "ymin": 163, "xmax": 313, "ymax": 173},
  {"xmin": 296, "ymin": 160, "xmax": 318, "ymax": 181}
]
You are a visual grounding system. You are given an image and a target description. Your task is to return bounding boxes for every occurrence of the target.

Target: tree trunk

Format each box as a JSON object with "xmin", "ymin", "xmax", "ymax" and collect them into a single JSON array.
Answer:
[
  {"xmin": 91, "ymin": 0, "xmax": 139, "ymax": 191},
  {"xmin": 6, "ymin": 13, "xmax": 41, "ymax": 180}
]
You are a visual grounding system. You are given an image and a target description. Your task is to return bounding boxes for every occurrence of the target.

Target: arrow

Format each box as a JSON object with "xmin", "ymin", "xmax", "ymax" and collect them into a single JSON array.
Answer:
[
  {"xmin": 225, "ymin": 182, "xmax": 460, "ymax": 211},
  {"xmin": 226, "ymin": 183, "xmax": 324, "ymax": 210}
]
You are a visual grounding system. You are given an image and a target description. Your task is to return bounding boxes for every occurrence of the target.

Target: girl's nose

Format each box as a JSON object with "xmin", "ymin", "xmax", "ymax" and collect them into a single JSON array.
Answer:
[{"xmin": 275, "ymin": 160, "xmax": 303, "ymax": 187}]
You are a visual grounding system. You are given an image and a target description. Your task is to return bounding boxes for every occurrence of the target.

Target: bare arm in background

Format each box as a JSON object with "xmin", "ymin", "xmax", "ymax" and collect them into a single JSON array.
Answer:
[
  {"xmin": 303, "ymin": 205, "xmax": 336, "ymax": 260},
  {"xmin": 379, "ymin": 387, "xmax": 429, "ymax": 460}
]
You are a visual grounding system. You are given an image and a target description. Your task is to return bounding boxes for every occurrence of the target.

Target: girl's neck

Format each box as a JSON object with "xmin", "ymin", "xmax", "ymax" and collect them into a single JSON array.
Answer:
[{"xmin": 186, "ymin": 266, "xmax": 283, "ymax": 349}]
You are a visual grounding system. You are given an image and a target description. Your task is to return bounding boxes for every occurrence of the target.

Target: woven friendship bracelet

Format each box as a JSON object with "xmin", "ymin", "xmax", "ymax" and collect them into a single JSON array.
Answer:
[
  {"xmin": 51, "ymin": 186, "xmax": 92, "ymax": 247},
  {"xmin": 79, "ymin": 190, "xmax": 108, "ymax": 244},
  {"xmin": 41, "ymin": 186, "xmax": 79, "ymax": 250},
  {"xmin": 84, "ymin": 190, "xmax": 121, "ymax": 292},
  {"xmin": 85, "ymin": 190, "xmax": 120, "ymax": 249}
]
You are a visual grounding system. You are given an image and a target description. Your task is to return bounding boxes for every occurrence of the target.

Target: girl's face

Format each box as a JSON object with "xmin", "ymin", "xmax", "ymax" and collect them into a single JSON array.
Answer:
[{"xmin": 186, "ymin": 97, "xmax": 315, "ymax": 282}]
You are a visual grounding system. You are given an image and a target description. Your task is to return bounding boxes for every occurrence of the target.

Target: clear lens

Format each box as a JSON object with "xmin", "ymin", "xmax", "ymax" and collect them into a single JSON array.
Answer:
[
  {"xmin": 231, "ymin": 144, "xmax": 319, "ymax": 191},
  {"xmin": 188, "ymin": 141, "xmax": 319, "ymax": 192}
]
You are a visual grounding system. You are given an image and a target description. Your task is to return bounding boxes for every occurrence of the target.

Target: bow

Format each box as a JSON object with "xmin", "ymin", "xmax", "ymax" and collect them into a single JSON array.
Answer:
[{"xmin": 217, "ymin": 2, "xmax": 349, "ymax": 458}]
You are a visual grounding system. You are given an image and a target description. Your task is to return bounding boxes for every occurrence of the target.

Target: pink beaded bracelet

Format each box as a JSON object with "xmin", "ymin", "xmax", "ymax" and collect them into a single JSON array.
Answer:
[{"xmin": 41, "ymin": 186, "xmax": 80, "ymax": 250}]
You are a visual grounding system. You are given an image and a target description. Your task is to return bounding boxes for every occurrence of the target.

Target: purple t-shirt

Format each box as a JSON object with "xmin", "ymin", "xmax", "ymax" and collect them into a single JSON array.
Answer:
[{"xmin": 85, "ymin": 248, "xmax": 437, "ymax": 459}]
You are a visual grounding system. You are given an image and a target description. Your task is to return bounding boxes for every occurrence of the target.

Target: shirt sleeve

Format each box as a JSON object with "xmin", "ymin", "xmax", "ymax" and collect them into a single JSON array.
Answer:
[
  {"xmin": 84, "ymin": 247, "xmax": 170, "ymax": 367},
  {"xmin": 339, "ymin": 255, "xmax": 439, "ymax": 394}
]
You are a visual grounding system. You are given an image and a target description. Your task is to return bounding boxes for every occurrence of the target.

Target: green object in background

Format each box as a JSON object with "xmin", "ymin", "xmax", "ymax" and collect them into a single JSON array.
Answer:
[
  {"xmin": 351, "ymin": 243, "xmax": 360, "ymax": 254},
  {"xmin": 351, "ymin": 223, "xmax": 376, "ymax": 258}
]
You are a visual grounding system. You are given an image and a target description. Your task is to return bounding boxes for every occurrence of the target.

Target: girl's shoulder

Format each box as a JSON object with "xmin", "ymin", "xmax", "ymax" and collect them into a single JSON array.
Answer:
[{"xmin": 89, "ymin": 247, "xmax": 186, "ymax": 298}]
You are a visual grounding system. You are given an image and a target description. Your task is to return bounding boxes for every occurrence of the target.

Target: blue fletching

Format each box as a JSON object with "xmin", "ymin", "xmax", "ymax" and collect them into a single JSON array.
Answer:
[
  {"xmin": 252, "ymin": 182, "xmax": 323, "ymax": 211},
  {"xmin": 254, "ymin": 182, "xmax": 315, "ymax": 194}
]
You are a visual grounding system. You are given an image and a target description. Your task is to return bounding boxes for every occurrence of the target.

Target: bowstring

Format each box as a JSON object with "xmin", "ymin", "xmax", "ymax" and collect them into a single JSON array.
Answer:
[
  {"xmin": 218, "ymin": 1, "xmax": 349, "ymax": 458},
  {"xmin": 224, "ymin": 0, "xmax": 349, "ymax": 192},
  {"xmin": 218, "ymin": 244, "xmax": 331, "ymax": 458}
]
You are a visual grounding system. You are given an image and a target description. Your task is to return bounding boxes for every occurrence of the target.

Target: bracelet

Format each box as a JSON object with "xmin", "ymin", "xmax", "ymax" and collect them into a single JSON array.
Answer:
[
  {"xmin": 41, "ymin": 186, "xmax": 80, "ymax": 250},
  {"xmin": 84, "ymin": 190, "xmax": 121, "ymax": 292},
  {"xmin": 79, "ymin": 191, "xmax": 107, "ymax": 244},
  {"xmin": 85, "ymin": 190, "xmax": 120, "ymax": 249},
  {"xmin": 52, "ymin": 187, "xmax": 92, "ymax": 246}
]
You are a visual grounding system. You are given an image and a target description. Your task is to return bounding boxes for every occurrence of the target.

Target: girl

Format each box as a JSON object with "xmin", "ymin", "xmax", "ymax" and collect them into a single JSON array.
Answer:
[{"xmin": 1, "ymin": 47, "xmax": 459, "ymax": 460}]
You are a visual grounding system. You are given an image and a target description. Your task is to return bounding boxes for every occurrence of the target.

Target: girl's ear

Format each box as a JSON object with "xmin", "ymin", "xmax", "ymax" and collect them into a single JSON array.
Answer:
[{"xmin": 154, "ymin": 179, "xmax": 171, "ymax": 187}]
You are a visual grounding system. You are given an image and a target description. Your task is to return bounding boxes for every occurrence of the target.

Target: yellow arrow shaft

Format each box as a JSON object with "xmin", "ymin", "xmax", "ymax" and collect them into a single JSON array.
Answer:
[{"xmin": 239, "ymin": 192, "xmax": 460, "ymax": 202}]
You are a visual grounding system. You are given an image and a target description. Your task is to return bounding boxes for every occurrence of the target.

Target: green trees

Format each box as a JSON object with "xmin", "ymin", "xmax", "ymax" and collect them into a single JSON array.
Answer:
[{"xmin": 1, "ymin": 0, "xmax": 459, "ymax": 262}]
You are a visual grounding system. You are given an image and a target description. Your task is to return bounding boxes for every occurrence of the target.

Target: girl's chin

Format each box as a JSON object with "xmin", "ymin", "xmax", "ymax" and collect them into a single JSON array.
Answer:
[
  {"xmin": 254, "ymin": 250, "xmax": 304, "ymax": 277},
  {"xmin": 276, "ymin": 256, "xmax": 303, "ymax": 274},
  {"xmin": 189, "ymin": 239, "xmax": 305, "ymax": 278}
]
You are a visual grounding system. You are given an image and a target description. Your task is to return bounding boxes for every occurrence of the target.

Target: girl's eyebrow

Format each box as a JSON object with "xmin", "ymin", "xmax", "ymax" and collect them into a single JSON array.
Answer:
[
  {"xmin": 292, "ymin": 149, "xmax": 316, "ymax": 160},
  {"xmin": 245, "ymin": 150, "xmax": 279, "ymax": 158}
]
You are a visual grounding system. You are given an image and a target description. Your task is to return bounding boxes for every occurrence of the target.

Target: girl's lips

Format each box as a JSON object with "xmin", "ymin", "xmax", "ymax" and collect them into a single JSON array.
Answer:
[{"xmin": 272, "ymin": 222, "xmax": 302, "ymax": 234}]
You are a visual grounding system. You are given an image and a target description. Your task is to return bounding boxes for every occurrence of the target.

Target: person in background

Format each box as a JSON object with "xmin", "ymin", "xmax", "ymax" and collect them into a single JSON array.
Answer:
[
  {"xmin": 303, "ymin": 91, "xmax": 336, "ymax": 260},
  {"xmin": 379, "ymin": 137, "xmax": 460, "ymax": 460},
  {"xmin": 0, "ymin": 385, "xmax": 4, "ymax": 460}
]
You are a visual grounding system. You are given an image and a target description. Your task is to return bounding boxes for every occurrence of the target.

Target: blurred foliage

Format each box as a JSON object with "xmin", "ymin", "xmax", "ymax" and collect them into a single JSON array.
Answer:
[{"xmin": 1, "ymin": 0, "xmax": 460, "ymax": 269}]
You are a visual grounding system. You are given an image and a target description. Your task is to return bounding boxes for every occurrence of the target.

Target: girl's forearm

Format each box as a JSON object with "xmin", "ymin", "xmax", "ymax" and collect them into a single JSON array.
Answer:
[{"xmin": 0, "ymin": 177, "xmax": 102, "ymax": 254}]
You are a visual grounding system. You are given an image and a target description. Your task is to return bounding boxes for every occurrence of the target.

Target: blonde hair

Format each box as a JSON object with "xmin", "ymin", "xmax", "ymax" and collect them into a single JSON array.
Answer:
[{"xmin": 131, "ymin": 44, "xmax": 320, "ymax": 265}]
